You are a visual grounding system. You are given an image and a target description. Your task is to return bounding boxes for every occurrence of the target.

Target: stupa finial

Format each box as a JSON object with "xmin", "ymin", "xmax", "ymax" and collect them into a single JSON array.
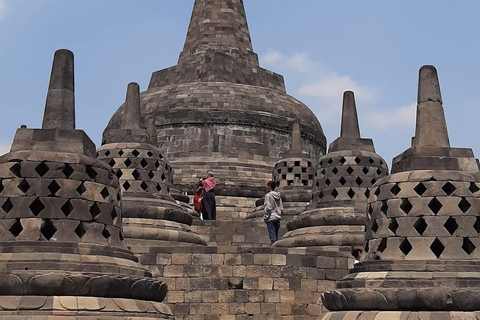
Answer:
[
  {"xmin": 340, "ymin": 91, "xmax": 361, "ymax": 139},
  {"xmin": 413, "ymin": 65, "xmax": 450, "ymax": 148},
  {"xmin": 121, "ymin": 82, "xmax": 141, "ymax": 130},
  {"xmin": 42, "ymin": 49, "xmax": 75, "ymax": 130}
]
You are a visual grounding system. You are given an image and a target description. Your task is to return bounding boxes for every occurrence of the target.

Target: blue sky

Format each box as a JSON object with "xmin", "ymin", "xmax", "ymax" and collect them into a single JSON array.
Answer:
[{"xmin": 0, "ymin": 0, "xmax": 479, "ymax": 166}]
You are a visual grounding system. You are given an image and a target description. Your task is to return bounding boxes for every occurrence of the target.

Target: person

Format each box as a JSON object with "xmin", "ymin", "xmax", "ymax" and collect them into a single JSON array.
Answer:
[
  {"xmin": 264, "ymin": 181, "xmax": 283, "ymax": 245},
  {"xmin": 193, "ymin": 180, "xmax": 203, "ymax": 218},
  {"xmin": 201, "ymin": 172, "xmax": 217, "ymax": 220},
  {"xmin": 351, "ymin": 246, "xmax": 362, "ymax": 267}
]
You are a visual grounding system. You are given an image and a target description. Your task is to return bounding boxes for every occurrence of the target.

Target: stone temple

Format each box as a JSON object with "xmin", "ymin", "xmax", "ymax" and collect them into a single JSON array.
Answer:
[{"xmin": 2, "ymin": 0, "xmax": 480, "ymax": 319}]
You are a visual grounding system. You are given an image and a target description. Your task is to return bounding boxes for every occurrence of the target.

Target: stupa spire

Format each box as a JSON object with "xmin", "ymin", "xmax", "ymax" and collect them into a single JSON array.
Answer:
[
  {"xmin": 340, "ymin": 91, "xmax": 361, "ymax": 139},
  {"xmin": 413, "ymin": 65, "xmax": 450, "ymax": 148},
  {"xmin": 121, "ymin": 82, "xmax": 141, "ymax": 129},
  {"xmin": 178, "ymin": 0, "xmax": 257, "ymax": 65},
  {"xmin": 42, "ymin": 49, "xmax": 75, "ymax": 130}
]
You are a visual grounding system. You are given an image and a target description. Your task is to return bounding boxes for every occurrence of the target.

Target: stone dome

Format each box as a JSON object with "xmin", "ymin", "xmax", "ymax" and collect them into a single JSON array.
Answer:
[{"xmin": 103, "ymin": 0, "xmax": 326, "ymax": 218}]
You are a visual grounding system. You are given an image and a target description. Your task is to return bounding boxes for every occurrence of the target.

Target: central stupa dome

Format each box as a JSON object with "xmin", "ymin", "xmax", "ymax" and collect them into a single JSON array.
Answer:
[{"xmin": 104, "ymin": 0, "xmax": 326, "ymax": 219}]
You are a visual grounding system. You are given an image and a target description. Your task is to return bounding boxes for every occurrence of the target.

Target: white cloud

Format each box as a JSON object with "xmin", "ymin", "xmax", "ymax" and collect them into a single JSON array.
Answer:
[
  {"xmin": 0, "ymin": 1, "xmax": 7, "ymax": 20},
  {"xmin": 285, "ymin": 53, "xmax": 315, "ymax": 73},
  {"xmin": 262, "ymin": 51, "xmax": 283, "ymax": 64},
  {"xmin": 365, "ymin": 102, "xmax": 416, "ymax": 130},
  {"xmin": 298, "ymin": 74, "xmax": 375, "ymax": 103}
]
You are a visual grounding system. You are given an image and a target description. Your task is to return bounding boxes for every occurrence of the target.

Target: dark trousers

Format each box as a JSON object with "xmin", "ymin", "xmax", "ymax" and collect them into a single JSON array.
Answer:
[
  {"xmin": 202, "ymin": 189, "xmax": 216, "ymax": 220},
  {"xmin": 266, "ymin": 220, "xmax": 280, "ymax": 245}
]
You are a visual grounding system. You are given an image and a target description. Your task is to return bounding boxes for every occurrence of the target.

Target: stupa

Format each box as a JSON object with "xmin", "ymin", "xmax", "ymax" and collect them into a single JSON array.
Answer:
[
  {"xmin": 0, "ymin": 49, "xmax": 172, "ymax": 318},
  {"xmin": 275, "ymin": 91, "xmax": 388, "ymax": 248},
  {"xmin": 103, "ymin": 0, "xmax": 326, "ymax": 219},
  {"xmin": 322, "ymin": 66, "xmax": 480, "ymax": 319},
  {"xmin": 98, "ymin": 82, "xmax": 206, "ymax": 250}
]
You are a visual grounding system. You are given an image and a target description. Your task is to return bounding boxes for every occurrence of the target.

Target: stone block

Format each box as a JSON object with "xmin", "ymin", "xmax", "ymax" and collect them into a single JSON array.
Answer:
[
  {"xmin": 172, "ymin": 253, "xmax": 192, "ymax": 265},
  {"xmin": 218, "ymin": 290, "xmax": 236, "ymax": 303},
  {"xmin": 164, "ymin": 265, "xmax": 184, "ymax": 277},
  {"xmin": 167, "ymin": 290, "xmax": 184, "ymax": 303},
  {"xmin": 258, "ymin": 278, "xmax": 274, "ymax": 290},
  {"xmin": 202, "ymin": 290, "xmax": 218, "ymax": 303},
  {"xmin": 263, "ymin": 291, "xmax": 280, "ymax": 303}
]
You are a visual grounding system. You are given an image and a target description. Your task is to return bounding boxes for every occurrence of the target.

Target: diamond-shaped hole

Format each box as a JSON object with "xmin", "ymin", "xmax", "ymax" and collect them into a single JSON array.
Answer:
[
  {"xmin": 320, "ymin": 169, "xmax": 326, "ymax": 175},
  {"xmin": 101, "ymin": 187, "xmax": 110, "ymax": 199},
  {"xmin": 111, "ymin": 208, "xmax": 118, "ymax": 223},
  {"xmin": 47, "ymin": 180, "xmax": 61, "ymax": 196},
  {"xmin": 35, "ymin": 162, "xmax": 49, "ymax": 177},
  {"xmin": 400, "ymin": 199, "xmax": 413, "ymax": 214},
  {"xmin": 365, "ymin": 189, "xmax": 370, "ymax": 199},
  {"xmin": 132, "ymin": 170, "xmax": 141, "ymax": 180},
  {"xmin": 63, "ymin": 164, "xmax": 74, "ymax": 178},
  {"xmin": 75, "ymin": 222, "xmax": 86, "ymax": 239},
  {"xmin": 390, "ymin": 184, "xmax": 401, "ymax": 196},
  {"xmin": 331, "ymin": 189, "xmax": 338, "ymax": 198},
  {"xmin": 116, "ymin": 169, "xmax": 123, "ymax": 178},
  {"xmin": 332, "ymin": 167, "xmax": 338, "ymax": 175},
  {"xmin": 347, "ymin": 188, "xmax": 355, "ymax": 199},
  {"xmin": 430, "ymin": 238, "xmax": 445, "ymax": 258},
  {"xmin": 2, "ymin": 199, "xmax": 13, "ymax": 213},
  {"xmin": 18, "ymin": 179, "xmax": 30, "ymax": 193},
  {"xmin": 0, "ymin": 181, "xmax": 3, "ymax": 193},
  {"xmin": 414, "ymin": 217, "xmax": 428, "ymax": 235},
  {"xmin": 339, "ymin": 157, "xmax": 346, "ymax": 165},
  {"xmin": 377, "ymin": 238, "xmax": 387, "ymax": 253},
  {"xmin": 442, "ymin": 182, "xmax": 456, "ymax": 196},
  {"xmin": 318, "ymin": 191, "xmax": 323, "ymax": 199},
  {"xmin": 414, "ymin": 183, "xmax": 427, "ymax": 196},
  {"xmin": 428, "ymin": 198, "xmax": 443, "ymax": 215},
  {"xmin": 388, "ymin": 218, "xmax": 399, "ymax": 234},
  {"xmin": 147, "ymin": 151, "xmax": 153, "ymax": 157},
  {"xmin": 328, "ymin": 158, "xmax": 333, "ymax": 165},
  {"xmin": 104, "ymin": 150, "xmax": 111, "ymax": 157},
  {"xmin": 376, "ymin": 169, "xmax": 382, "ymax": 175},
  {"xmin": 89, "ymin": 203, "xmax": 101, "ymax": 219},
  {"xmin": 132, "ymin": 149, "xmax": 140, "ymax": 157},
  {"xmin": 61, "ymin": 200, "xmax": 74, "ymax": 217},
  {"xmin": 325, "ymin": 179, "xmax": 331, "ymax": 186},
  {"xmin": 346, "ymin": 167, "xmax": 354, "ymax": 175},
  {"xmin": 10, "ymin": 163, "xmax": 22, "ymax": 177},
  {"xmin": 41, "ymin": 219, "xmax": 56, "ymax": 240},
  {"xmin": 444, "ymin": 217, "xmax": 459, "ymax": 235},
  {"xmin": 108, "ymin": 159, "xmax": 116, "ymax": 167},
  {"xmin": 458, "ymin": 198, "xmax": 471, "ymax": 213},
  {"xmin": 364, "ymin": 241, "xmax": 370, "ymax": 253},
  {"xmin": 381, "ymin": 201, "xmax": 388, "ymax": 215},
  {"xmin": 123, "ymin": 181, "xmax": 131, "ymax": 191},
  {"xmin": 469, "ymin": 182, "xmax": 480, "ymax": 194},
  {"xmin": 29, "ymin": 198, "xmax": 45, "ymax": 216},
  {"xmin": 369, "ymin": 158, "xmax": 375, "ymax": 164},
  {"xmin": 9, "ymin": 219, "xmax": 23, "ymax": 237},
  {"xmin": 155, "ymin": 161, "xmax": 160, "ymax": 168},
  {"xmin": 86, "ymin": 165, "xmax": 98, "ymax": 179},
  {"xmin": 371, "ymin": 220, "xmax": 378, "ymax": 233},
  {"xmin": 102, "ymin": 227, "xmax": 111, "ymax": 239},
  {"xmin": 156, "ymin": 183, "xmax": 161, "ymax": 192},
  {"xmin": 141, "ymin": 181, "xmax": 149, "ymax": 191},
  {"xmin": 362, "ymin": 167, "xmax": 369, "ymax": 174},
  {"xmin": 356, "ymin": 177, "xmax": 363, "ymax": 186},
  {"xmin": 371, "ymin": 178, "xmax": 377, "ymax": 185},
  {"xmin": 374, "ymin": 187, "xmax": 381, "ymax": 196},
  {"xmin": 355, "ymin": 157, "xmax": 361, "ymax": 164},
  {"xmin": 161, "ymin": 173, "xmax": 166, "ymax": 182},
  {"xmin": 475, "ymin": 217, "xmax": 480, "ymax": 233},
  {"xmin": 148, "ymin": 171, "xmax": 155, "ymax": 179},
  {"xmin": 339, "ymin": 177, "xmax": 346, "ymax": 185},
  {"xmin": 76, "ymin": 183, "xmax": 86, "ymax": 195},
  {"xmin": 140, "ymin": 159, "xmax": 148, "ymax": 168},
  {"xmin": 118, "ymin": 150, "xmax": 124, "ymax": 156},
  {"xmin": 368, "ymin": 204, "xmax": 373, "ymax": 215},
  {"xmin": 124, "ymin": 159, "xmax": 132, "ymax": 167},
  {"xmin": 462, "ymin": 237, "xmax": 476, "ymax": 255},
  {"xmin": 399, "ymin": 238, "xmax": 413, "ymax": 256}
]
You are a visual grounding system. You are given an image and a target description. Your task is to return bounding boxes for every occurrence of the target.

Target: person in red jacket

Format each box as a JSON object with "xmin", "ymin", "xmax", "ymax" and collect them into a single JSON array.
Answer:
[{"xmin": 201, "ymin": 172, "xmax": 217, "ymax": 220}]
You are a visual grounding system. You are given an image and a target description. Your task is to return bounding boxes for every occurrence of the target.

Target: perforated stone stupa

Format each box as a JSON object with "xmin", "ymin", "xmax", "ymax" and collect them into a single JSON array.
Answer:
[
  {"xmin": 275, "ymin": 91, "xmax": 388, "ymax": 248},
  {"xmin": 0, "ymin": 49, "xmax": 172, "ymax": 319},
  {"xmin": 98, "ymin": 82, "xmax": 206, "ymax": 250},
  {"xmin": 322, "ymin": 66, "xmax": 480, "ymax": 319},
  {"xmin": 104, "ymin": 0, "xmax": 326, "ymax": 219}
]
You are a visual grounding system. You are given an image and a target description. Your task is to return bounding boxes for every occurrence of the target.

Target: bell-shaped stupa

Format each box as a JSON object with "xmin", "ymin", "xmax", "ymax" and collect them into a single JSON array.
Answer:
[
  {"xmin": 322, "ymin": 66, "xmax": 480, "ymax": 319},
  {"xmin": 103, "ymin": 0, "xmax": 326, "ymax": 220},
  {"xmin": 0, "ymin": 49, "xmax": 172, "ymax": 318},
  {"xmin": 275, "ymin": 91, "xmax": 388, "ymax": 248},
  {"xmin": 98, "ymin": 83, "xmax": 206, "ymax": 250}
]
